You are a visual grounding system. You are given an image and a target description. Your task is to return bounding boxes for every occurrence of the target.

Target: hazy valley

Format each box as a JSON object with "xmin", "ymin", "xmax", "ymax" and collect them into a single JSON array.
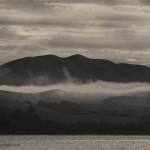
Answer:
[{"xmin": 1, "ymin": 55, "xmax": 150, "ymax": 134}]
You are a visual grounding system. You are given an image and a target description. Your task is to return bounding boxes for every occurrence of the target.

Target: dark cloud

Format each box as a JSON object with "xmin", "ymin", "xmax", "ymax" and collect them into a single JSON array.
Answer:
[
  {"xmin": 44, "ymin": 0, "xmax": 119, "ymax": 5},
  {"xmin": 0, "ymin": 11, "xmax": 148, "ymax": 29},
  {"xmin": 97, "ymin": 13, "xmax": 146, "ymax": 22},
  {"xmin": 0, "ymin": 0, "xmax": 142, "ymax": 10},
  {"xmin": 0, "ymin": 0, "xmax": 54, "ymax": 13},
  {"xmin": 0, "ymin": 0, "xmax": 123, "ymax": 6},
  {"xmin": 46, "ymin": 33, "xmax": 150, "ymax": 50},
  {"xmin": 0, "ymin": 16, "xmax": 82, "ymax": 27},
  {"xmin": 139, "ymin": 0, "xmax": 150, "ymax": 5},
  {"xmin": 0, "ymin": 27, "xmax": 26, "ymax": 40},
  {"xmin": 0, "ymin": 45, "xmax": 43, "ymax": 52}
]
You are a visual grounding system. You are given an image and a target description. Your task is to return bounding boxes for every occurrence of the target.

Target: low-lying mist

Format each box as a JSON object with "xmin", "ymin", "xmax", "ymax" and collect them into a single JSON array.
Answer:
[{"xmin": 0, "ymin": 80, "xmax": 150, "ymax": 95}]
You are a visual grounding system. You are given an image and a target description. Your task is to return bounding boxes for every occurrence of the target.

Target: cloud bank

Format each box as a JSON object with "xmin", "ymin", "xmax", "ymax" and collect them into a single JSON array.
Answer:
[
  {"xmin": 0, "ymin": 0, "xmax": 150, "ymax": 66},
  {"xmin": 0, "ymin": 81, "xmax": 150, "ymax": 95}
]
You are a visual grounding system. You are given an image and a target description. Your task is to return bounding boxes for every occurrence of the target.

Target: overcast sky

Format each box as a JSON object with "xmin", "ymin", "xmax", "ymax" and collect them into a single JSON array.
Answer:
[{"xmin": 1, "ymin": 0, "xmax": 150, "ymax": 66}]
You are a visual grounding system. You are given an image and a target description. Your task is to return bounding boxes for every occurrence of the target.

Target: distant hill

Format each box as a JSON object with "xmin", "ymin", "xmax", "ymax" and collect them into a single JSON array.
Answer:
[
  {"xmin": 0, "ymin": 90, "xmax": 139, "ymax": 125},
  {"xmin": 0, "ymin": 54, "xmax": 150, "ymax": 85},
  {"xmin": 101, "ymin": 94, "xmax": 150, "ymax": 107},
  {"xmin": 1, "ymin": 89, "xmax": 150, "ymax": 134},
  {"xmin": 1, "ymin": 89, "xmax": 150, "ymax": 119},
  {"xmin": 0, "ymin": 89, "xmax": 110, "ymax": 104}
]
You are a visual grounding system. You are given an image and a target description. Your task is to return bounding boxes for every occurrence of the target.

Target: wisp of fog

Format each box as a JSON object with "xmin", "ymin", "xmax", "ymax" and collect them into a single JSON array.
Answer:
[{"xmin": 0, "ymin": 81, "xmax": 150, "ymax": 95}]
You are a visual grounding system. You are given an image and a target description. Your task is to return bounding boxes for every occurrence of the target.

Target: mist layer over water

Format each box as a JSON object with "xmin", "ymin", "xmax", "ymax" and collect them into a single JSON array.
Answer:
[{"xmin": 0, "ymin": 81, "xmax": 150, "ymax": 94}]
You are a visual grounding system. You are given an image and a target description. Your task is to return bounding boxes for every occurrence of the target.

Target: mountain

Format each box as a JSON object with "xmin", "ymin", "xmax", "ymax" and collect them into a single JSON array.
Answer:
[
  {"xmin": 0, "ymin": 89, "xmax": 138, "ymax": 125},
  {"xmin": 0, "ymin": 54, "xmax": 150, "ymax": 85},
  {"xmin": 1, "ymin": 89, "xmax": 150, "ymax": 118},
  {"xmin": 101, "ymin": 94, "xmax": 150, "ymax": 107},
  {"xmin": 37, "ymin": 100, "xmax": 90, "ymax": 115},
  {"xmin": 1, "ymin": 89, "xmax": 150, "ymax": 134},
  {"xmin": 0, "ymin": 89, "xmax": 142, "ymax": 125},
  {"xmin": 0, "ymin": 89, "xmax": 111, "ymax": 104}
]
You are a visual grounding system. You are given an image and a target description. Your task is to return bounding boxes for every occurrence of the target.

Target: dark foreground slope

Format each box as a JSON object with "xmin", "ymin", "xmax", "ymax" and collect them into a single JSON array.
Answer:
[
  {"xmin": 1, "ymin": 90, "xmax": 150, "ymax": 134},
  {"xmin": 0, "ymin": 54, "xmax": 150, "ymax": 85}
]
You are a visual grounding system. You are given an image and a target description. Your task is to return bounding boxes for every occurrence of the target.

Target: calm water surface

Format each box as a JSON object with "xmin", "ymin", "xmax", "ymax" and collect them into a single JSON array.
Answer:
[{"xmin": 0, "ymin": 136, "xmax": 150, "ymax": 150}]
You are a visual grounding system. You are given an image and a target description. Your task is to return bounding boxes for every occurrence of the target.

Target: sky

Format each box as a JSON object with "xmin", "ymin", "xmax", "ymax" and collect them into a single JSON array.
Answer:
[{"xmin": 1, "ymin": 0, "xmax": 150, "ymax": 66}]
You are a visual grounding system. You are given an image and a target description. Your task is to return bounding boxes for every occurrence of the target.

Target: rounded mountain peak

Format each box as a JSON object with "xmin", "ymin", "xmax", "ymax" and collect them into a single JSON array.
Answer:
[{"xmin": 66, "ymin": 54, "xmax": 89, "ymax": 60}]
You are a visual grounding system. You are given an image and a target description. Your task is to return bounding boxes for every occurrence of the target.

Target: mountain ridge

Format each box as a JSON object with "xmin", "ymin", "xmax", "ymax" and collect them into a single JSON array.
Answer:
[{"xmin": 0, "ymin": 54, "xmax": 150, "ymax": 85}]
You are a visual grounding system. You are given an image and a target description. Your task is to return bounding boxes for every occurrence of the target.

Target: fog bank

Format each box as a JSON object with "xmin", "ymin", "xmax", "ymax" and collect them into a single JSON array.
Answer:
[{"xmin": 0, "ymin": 81, "xmax": 150, "ymax": 94}]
